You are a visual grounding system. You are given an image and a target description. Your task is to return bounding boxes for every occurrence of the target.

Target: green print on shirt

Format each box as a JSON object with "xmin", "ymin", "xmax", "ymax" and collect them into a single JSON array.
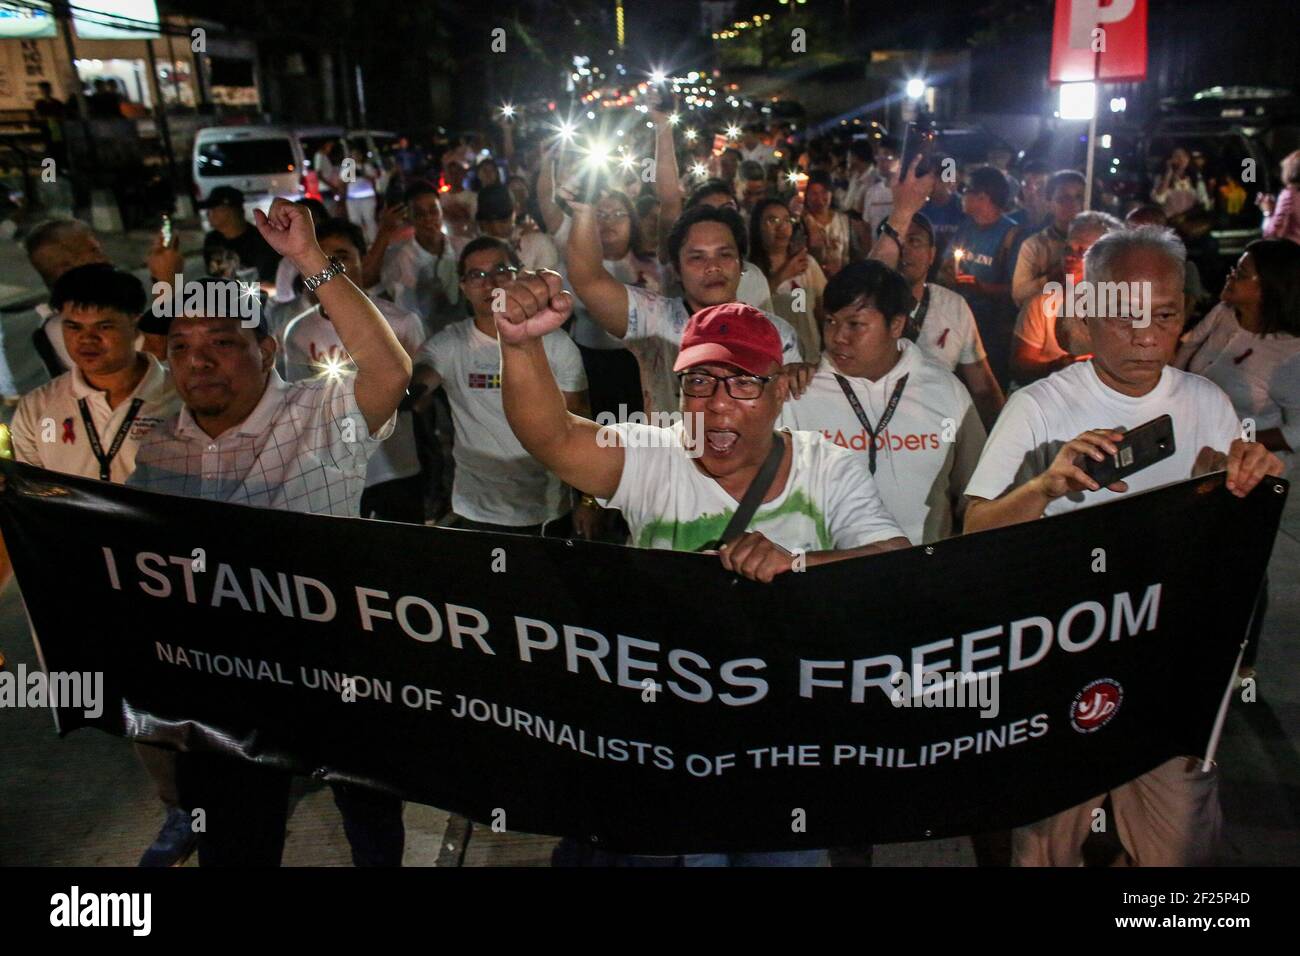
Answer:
[{"xmin": 636, "ymin": 489, "xmax": 831, "ymax": 553}]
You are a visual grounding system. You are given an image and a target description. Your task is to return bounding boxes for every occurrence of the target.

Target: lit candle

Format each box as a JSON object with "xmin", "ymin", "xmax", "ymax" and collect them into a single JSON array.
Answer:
[{"xmin": 953, "ymin": 247, "xmax": 965, "ymax": 277}]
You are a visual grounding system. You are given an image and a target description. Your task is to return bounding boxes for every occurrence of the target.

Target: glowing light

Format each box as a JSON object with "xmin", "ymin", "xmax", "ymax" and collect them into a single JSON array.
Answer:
[
  {"xmin": 690, "ymin": 162, "xmax": 709, "ymax": 179},
  {"xmin": 683, "ymin": 128, "xmax": 698, "ymax": 141},
  {"xmin": 1059, "ymin": 82, "xmax": 1096, "ymax": 121},
  {"xmin": 1110, "ymin": 97, "xmax": 1127, "ymax": 113},
  {"xmin": 785, "ymin": 170, "xmax": 807, "ymax": 187},
  {"xmin": 905, "ymin": 78, "xmax": 926, "ymax": 100},
  {"xmin": 554, "ymin": 119, "xmax": 577, "ymax": 142},
  {"xmin": 499, "ymin": 103, "xmax": 515, "ymax": 119},
  {"xmin": 668, "ymin": 112, "xmax": 680, "ymax": 125},
  {"xmin": 725, "ymin": 124, "xmax": 741, "ymax": 140},
  {"xmin": 619, "ymin": 153, "xmax": 638, "ymax": 171},
  {"xmin": 315, "ymin": 353, "xmax": 350, "ymax": 382},
  {"xmin": 650, "ymin": 68, "xmax": 666, "ymax": 85}
]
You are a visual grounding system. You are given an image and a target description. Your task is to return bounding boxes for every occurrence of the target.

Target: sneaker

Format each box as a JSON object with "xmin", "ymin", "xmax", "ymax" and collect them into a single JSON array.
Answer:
[{"xmin": 138, "ymin": 807, "xmax": 198, "ymax": 867}]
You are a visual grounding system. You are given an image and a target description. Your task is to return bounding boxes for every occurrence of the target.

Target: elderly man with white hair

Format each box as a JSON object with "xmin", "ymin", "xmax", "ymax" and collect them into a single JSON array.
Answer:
[{"xmin": 962, "ymin": 224, "xmax": 1283, "ymax": 866}]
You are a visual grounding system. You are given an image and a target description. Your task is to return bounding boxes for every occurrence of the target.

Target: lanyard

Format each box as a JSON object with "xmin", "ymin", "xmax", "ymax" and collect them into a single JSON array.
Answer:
[
  {"xmin": 908, "ymin": 284, "xmax": 931, "ymax": 338},
  {"xmin": 832, "ymin": 373, "xmax": 909, "ymax": 475},
  {"xmin": 78, "ymin": 397, "xmax": 144, "ymax": 481}
]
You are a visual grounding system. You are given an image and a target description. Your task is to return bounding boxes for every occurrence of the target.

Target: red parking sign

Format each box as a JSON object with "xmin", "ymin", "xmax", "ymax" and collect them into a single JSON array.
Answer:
[{"xmin": 1049, "ymin": 0, "xmax": 1148, "ymax": 84}]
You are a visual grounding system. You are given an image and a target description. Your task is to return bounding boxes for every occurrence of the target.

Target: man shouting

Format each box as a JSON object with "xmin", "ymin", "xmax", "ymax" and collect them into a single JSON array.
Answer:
[{"xmin": 496, "ymin": 269, "xmax": 909, "ymax": 865}]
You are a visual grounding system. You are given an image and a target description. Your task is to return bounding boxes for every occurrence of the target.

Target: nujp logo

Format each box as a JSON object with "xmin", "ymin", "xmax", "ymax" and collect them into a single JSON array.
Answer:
[{"xmin": 1070, "ymin": 677, "xmax": 1123, "ymax": 733}]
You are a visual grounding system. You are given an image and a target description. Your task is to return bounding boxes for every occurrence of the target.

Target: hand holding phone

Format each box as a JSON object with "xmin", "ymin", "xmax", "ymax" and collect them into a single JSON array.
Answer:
[
  {"xmin": 1080, "ymin": 415, "xmax": 1175, "ymax": 488},
  {"xmin": 899, "ymin": 123, "xmax": 938, "ymax": 179}
]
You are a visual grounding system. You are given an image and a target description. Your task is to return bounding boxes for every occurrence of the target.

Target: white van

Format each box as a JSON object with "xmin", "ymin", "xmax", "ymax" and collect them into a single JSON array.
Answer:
[{"xmin": 192, "ymin": 124, "xmax": 393, "ymax": 222}]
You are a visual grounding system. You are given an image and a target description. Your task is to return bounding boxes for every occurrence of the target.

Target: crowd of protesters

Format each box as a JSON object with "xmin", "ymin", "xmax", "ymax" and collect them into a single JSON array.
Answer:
[{"xmin": 2, "ymin": 102, "xmax": 1298, "ymax": 870}]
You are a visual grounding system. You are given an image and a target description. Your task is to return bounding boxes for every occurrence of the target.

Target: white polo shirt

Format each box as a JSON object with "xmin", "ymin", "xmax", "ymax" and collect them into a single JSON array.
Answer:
[
  {"xmin": 623, "ymin": 285, "xmax": 802, "ymax": 414},
  {"xmin": 779, "ymin": 341, "xmax": 986, "ymax": 544},
  {"xmin": 128, "ymin": 371, "xmax": 394, "ymax": 517},
  {"xmin": 912, "ymin": 283, "xmax": 987, "ymax": 372},
  {"xmin": 279, "ymin": 295, "xmax": 428, "ymax": 488},
  {"xmin": 11, "ymin": 353, "xmax": 178, "ymax": 483},
  {"xmin": 965, "ymin": 360, "xmax": 1241, "ymax": 517}
]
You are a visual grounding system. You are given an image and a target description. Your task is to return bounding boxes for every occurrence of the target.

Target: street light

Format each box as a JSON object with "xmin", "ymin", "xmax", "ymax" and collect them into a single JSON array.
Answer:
[
  {"xmin": 905, "ymin": 78, "xmax": 926, "ymax": 100},
  {"xmin": 1059, "ymin": 82, "xmax": 1096, "ymax": 121}
]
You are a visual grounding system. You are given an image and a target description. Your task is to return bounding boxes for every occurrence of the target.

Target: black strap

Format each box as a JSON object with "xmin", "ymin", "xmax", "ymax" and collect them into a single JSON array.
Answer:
[
  {"xmin": 78, "ymin": 397, "xmax": 144, "ymax": 481},
  {"xmin": 716, "ymin": 432, "xmax": 787, "ymax": 548},
  {"xmin": 833, "ymin": 372, "xmax": 909, "ymax": 474}
]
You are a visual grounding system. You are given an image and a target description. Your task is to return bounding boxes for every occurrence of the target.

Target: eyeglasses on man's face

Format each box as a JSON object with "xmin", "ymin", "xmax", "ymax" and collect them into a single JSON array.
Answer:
[
  {"xmin": 678, "ymin": 369, "xmax": 773, "ymax": 400},
  {"xmin": 463, "ymin": 264, "xmax": 519, "ymax": 284}
]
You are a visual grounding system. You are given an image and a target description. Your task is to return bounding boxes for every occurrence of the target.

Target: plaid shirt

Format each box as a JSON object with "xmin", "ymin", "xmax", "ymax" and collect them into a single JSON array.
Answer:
[{"xmin": 128, "ymin": 370, "xmax": 394, "ymax": 516}]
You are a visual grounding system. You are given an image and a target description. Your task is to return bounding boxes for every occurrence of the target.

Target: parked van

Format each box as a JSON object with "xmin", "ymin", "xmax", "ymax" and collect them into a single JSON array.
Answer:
[
  {"xmin": 192, "ymin": 124, "xmax": 393, "ymax": 223},
  {"xmin": 192, "ymin": 124, "xmax": 309, "ymax": 221}
]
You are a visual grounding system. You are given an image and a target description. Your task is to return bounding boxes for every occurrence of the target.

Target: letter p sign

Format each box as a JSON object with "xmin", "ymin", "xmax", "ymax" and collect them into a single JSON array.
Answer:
[{"xmin": 1069, "ymin": 0, "xmax": 1136, "ymax": 50}]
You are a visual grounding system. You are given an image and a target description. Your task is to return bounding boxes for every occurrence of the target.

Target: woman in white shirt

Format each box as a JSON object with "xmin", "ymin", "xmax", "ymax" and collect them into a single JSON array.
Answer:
[
  {"xmin": 1176, "ymin": 237, "xmax": 1300, "ymax": 679},
  {"xmin": 564, "ymin": 190, "xmax": 661, "ymax": 421},
  {"xmin": 748, "ymin": 196, "xmax": 826, "ymax": 362}
]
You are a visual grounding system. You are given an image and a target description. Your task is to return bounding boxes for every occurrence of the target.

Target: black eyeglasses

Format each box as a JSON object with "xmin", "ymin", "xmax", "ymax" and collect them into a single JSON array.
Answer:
[
  {"xmin": 463, "ymin": 265, "xmax": 519, "ymax": 284},
  {"xmin": 678, "ymin": 370, "xmax": 773, "ymax": 400}
]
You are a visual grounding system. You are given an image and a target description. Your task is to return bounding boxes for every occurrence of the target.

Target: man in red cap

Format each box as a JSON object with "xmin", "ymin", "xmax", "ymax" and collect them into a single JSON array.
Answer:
[{"xmin": 496, "ymin": 268, "xmax": 908, "ymax": 866}]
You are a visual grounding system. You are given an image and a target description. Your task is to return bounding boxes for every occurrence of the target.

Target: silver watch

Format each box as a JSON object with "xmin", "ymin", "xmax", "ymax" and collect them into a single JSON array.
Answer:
[{"xmin": 302, "ymin": 255, "xmax": 347, "ymax": 292}]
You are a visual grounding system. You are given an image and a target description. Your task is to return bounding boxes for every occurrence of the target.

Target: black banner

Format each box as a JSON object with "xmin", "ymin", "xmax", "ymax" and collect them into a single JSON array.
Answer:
[{"xmin": 0, "ymin": 460, "xmax": 1287, "ymax": 853}]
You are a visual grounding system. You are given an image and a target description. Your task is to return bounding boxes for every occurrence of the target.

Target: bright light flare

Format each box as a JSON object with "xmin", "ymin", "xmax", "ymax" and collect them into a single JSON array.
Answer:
[
  {"xmin": 725, "ymin": 124, "xmax": 741, "ymax": 140},
  {"xmin": 315, "ymin": 353, "xmax": 350, "ymax": 382},
  {"xmin": 690, "ymin": 162, "xmax": 709, "ymax": 179},
  {"xmin": 683, "ymin": 128, "xmax": 698, "ymax": 141},
  {"xmin": 905, "ymin": 78, "xmax": 926, "ymax": 100},
  {"xmin": 499, "ymin": 103, "xmax": 516, "ymax": 119}
]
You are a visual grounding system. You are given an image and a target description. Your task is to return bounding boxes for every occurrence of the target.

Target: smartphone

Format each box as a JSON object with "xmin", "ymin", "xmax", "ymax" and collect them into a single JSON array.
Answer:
[
  {"xmin": 899, "ymin": 122, "xmax": 938, "ymax": 178},
  {"xmin": 651, "ymin": 81, "xmax": 675, "ymax": 115},
  {"xmin": 1081, "ymin": 414, "xmax": 1176, "ymax": 487},
  {"xmin": 160, "ymin": 214, "xmax": 172, "ymax": 248},
  {"xmin": 788, "ymin": 220, "xmax": 807, "ymax": 255}
]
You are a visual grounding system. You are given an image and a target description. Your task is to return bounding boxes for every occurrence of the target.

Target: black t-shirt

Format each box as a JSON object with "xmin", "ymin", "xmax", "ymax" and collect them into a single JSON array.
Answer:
[{"xmin": 204, "ymin": 225, "xmax": 282, "ymax": 283}]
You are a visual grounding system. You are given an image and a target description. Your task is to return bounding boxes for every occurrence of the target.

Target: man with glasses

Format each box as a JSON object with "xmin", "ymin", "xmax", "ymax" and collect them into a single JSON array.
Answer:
[
  {"xmin": 964, "ymin": 226, "xmax": 1282, "ymax": 866},
  {"xmin": 380, "ymin": 180, "xmax": 461, "ymax": 332},
  {"xmin": 495, "ymin": 279, "xmax": 908, "ymax": 865},
  {"xmin": 411, "ymin": 237, "xmax": 591, "ymax": 535}
]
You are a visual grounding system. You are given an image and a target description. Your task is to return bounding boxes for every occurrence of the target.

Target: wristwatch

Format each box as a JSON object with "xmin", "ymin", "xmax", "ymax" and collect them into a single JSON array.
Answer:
[
  {"xmin": 876, "ymin": 218, "xmax": 902, "ymax": 245},
  {"xmin": 302, "ymin": 256, "xmax": 347, "ymax": 293}
]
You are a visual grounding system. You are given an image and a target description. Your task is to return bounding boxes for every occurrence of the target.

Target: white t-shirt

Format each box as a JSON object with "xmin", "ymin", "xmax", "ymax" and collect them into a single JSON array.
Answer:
[
  {"xmin": 1014, "ymin": 292, "xmax": 1068, "ymax": 363},
  {"xmin": 601, "ymin": 420, "xmax": 905, "ymax": 553},
  {"xmin": 514, "ymin": 228, "xmax": 560, "ymax": 273},
  {"xmin": 571, "ymin": 252, "xmax": 663, "ymax": 351},
  {"xmin": 11, "ymin": 353, "xmax": 178, "ymax": 482},
  {"xmin": 863, "ymin": 180, "xmax": 893, "ymax": 233},
  {"xmin": 965, "ymin": 360, "xmax": 1241, "ymax": 517},
  {"xmin": 380, "ymin": 236, "xmax": 461, "ymax": 331},
  {"xmin": 279, "ymin": 295, "xmax": 428, "ymax": 487},
  {"xmin": 808, "ymin": 210, "xmax": 852, "ymax": 276},
  {"xmin": 1181, "ymin": 303, "xmax": 1300, "ymax": 474},
  {"xmin": 913, "ymin": 283, "xmax": 987, "ymax": 372},
  {"xmin": 417, "ymin": 320, "xmax": 587, "ymax": 526},
  {"xmin": 779, "ymin": 342, "xmax": 986, "ymax": 544},
  {"xmin": 623, "ymin": 285, "xmax": 802, "ymax": 414}
]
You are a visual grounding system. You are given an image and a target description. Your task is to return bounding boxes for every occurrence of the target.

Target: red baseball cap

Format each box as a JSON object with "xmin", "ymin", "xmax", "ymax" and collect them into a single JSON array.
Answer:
[{"xmin": 673, "ymin": 303, "xmax": 783, "ymax": 377}]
